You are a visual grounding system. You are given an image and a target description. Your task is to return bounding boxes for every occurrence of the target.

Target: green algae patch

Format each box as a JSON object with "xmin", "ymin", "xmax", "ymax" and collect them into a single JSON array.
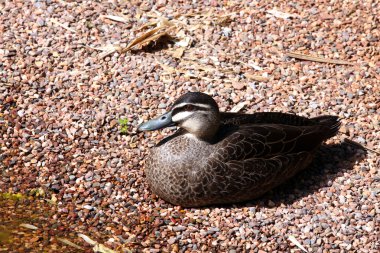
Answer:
[
  {"xmin": 0, "ymin": 192, "xmax": 25, "ymax": 201},
  {"xmin": 0, "ymin": 231, "xmax": 10, "ymax": 243}
]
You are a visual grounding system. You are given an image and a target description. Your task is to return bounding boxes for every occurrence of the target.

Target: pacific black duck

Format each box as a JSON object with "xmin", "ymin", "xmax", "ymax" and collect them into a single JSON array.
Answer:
[{"xmin": 138, "ymin": 92, "xmax": 340, "ymax": 207}]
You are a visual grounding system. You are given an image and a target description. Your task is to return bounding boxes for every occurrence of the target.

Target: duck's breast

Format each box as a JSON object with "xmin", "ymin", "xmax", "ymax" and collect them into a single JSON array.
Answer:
[{"xmin": 145, "ymin": 134, "xmax": 213, "ymax": 204}]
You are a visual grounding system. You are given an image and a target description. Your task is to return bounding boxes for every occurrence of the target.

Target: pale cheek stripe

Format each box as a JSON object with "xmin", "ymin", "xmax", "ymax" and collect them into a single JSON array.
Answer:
[
  {"xmin": 172, "ymin": 111, "xmax": 194, "ymax": 122},
  {"xmin": 172, "ymin": 103, "xmax": 211, "ymax": 110}
]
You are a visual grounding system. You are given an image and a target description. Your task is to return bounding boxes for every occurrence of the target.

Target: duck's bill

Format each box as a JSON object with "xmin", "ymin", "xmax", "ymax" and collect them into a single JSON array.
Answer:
[{"xmin": 138, "ymin": 111, "xmax": 175, "ymax": 131}]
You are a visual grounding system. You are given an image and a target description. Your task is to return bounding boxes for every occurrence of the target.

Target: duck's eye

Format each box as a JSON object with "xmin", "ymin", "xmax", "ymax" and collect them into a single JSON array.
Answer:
[{"xmin": 184, "ymin": 104, "xmax": 195, "ymax": 111}]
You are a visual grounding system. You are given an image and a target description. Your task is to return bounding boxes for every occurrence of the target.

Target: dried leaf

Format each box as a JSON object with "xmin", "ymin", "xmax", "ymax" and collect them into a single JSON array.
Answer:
[
  {"xmin": 78, "ymin": 234, "xmax": 116, "ymax": 253},
  {"xmin": 50, "ymin": 18, "xmax": 76, "ymax": 33},
  {"xmin": 181, "ymin": 60, "xmax": 217, "ymax": 73},
  {"xmin": 98, "ymin": 46, "xmax": 121, "ymax": 59},
  {"xmin": 171, "ymin": 48, "xmax": 185, "ymax": 58},
  {"xmin": 87, "ymin": 44, "xmax": 121, "ymax": 59},
  {"xmin": 123, "ymin": 27, "xmax": 162, "ymax": 51},
  {"xmin": 57, "ymin": 238, "xmax": 84, "ymax": 250},
  {"xmin": 30, "ymin": 237, "xmax": 40, "ymax": 243},
  {"xmin": 101, "ymin": 15, "xmax": 128, "ymax": 23},
  {"xmin": 138, "ymin": 21, "xmax": 159, "ymax": 31},
  {"xmin": 267, "ymin": 9, "xmax": 299, "ymax": 19},
  {"xmin": 155, "ymin": 61, "xmax": 178, "ymax": 75},
  {"xmin": 141, "ymin": 31, "xmax": 169, "ymax": 47},
  {"xmin": 241, "ymin": 60, "xmax": 263, "ymax": 71},
  {"xmin": 121, "ymin": 17, "xmax": 177, "ymax": 53},
  {"xmin": 20, "ymin": 224, "xmax": 38, "ymax": 230},
  {"xmin": 215, "ymin": 15, "xmax": 233, "ymax": 25},
  {"xmin": 158, "ymin": 18, "xmax": 174, "ymax": 28},
  {"xmin": 288, "ymin": 235, "xmax": 308, "ymax": 252},
  {"xmin": 87, "ymin": 45, "xmax": 116, "ymax": 51},
  {"xmin": 286, "ymin": 52, "xmax": 354, "ymax": 65},
  {"xmin": 173, "ymin": 11, "xmax": 208, "ymax": 19},
  {"xmin": 93, "ymin": 243, "xmax": 117, "ymax": 253},
  {"xmin": 244, "ymin": 73, "xmax": 268, "ymax": 82},
  {"xmin": 188, "ymin": 23, "xmax": 202, "ymax": 32}
]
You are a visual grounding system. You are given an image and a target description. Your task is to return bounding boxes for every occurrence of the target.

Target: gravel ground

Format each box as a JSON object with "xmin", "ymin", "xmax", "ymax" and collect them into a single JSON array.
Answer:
[{"xmin": 1, "ymin": 0, "xmax": 379, "ymax": 252}]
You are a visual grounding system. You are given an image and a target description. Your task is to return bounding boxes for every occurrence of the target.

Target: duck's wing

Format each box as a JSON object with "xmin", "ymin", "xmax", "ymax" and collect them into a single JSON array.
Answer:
[
  {"xmin": 201, "ymin": 151, "xmax": 314, "ymax": 201},
  {"xmin": 213, "ymin": 122, "xmax": 339, "ymax": 160},
  {"xmin": 197, "ymin": 123, "xmax": 339, "ymax": 202}
]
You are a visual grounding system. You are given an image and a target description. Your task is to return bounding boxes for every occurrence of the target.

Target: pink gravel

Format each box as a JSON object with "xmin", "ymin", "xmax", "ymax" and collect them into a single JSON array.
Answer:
[{"xmin": 0, "ymin": 0, "xmax": 379, "ymax": 252}]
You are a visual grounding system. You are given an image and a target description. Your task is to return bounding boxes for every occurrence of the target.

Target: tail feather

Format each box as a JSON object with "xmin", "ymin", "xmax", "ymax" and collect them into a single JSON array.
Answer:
[{"xmin": 312, "ymin": 115, "xmax": 341, "ymax": 139}]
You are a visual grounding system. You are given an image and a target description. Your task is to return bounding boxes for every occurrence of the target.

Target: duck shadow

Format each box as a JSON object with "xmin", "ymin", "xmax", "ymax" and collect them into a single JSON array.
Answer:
[{"xmin": 210, "ymin": 142, "xmax": 367, "ymax": 209}]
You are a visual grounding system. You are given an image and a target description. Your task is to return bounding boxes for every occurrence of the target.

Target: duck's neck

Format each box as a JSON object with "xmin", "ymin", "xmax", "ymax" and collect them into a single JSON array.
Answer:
[
  {"xmin": 180, "ymin": 112, "xmax": 220, "ymax": 142},
  {"xmin": 184, "ymin": 122, "xmax": 219, "ymax": 142}
]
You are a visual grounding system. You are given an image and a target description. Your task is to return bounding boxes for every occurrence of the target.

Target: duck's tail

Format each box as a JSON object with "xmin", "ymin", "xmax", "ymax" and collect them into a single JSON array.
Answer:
[{"xmin": 312, "ymin": 115, "xmax": 341, "ymax": 139}]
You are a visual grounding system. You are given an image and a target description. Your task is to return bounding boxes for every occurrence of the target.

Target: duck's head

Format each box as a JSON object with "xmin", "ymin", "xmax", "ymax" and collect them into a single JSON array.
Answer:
[{"xmin": 138, "ymin": 92, "xmax": 220, "ymax": 140}]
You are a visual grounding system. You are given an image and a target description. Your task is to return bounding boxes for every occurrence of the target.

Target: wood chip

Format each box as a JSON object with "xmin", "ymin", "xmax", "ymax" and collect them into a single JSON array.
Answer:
[
  {"xmin": 231, "ymin": 102, "xmax": 246, "ymax": 113},
  {"xmin": 286, "ymin": 52, "xmax": 355, "ymax": 65}
]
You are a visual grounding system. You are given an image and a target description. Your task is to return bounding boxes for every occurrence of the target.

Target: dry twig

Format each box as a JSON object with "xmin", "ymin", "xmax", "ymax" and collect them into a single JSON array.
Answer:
[
  {"xmin": 57, "ymin": 238, "xmax": 84, "ymax": 250},
  {"xmin": 100, "ymin": 15, "xmax": 128, "ymax": 23},
  {"xmin": 288, "ymin": 235, "xmax": 308, "ymax": 252},
  {"xmin": 286, "ymin": 52, "xmax": 354, "ymax": 65},
  {"xmin": 344, "ymin": 138, "xmax": 380, "ymax": 155}
]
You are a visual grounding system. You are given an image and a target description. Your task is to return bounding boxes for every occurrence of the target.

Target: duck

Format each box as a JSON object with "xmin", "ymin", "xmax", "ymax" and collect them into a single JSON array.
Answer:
[{"xmin": 138, "ymin": 92, "xmax": 340, "ymax": 207}]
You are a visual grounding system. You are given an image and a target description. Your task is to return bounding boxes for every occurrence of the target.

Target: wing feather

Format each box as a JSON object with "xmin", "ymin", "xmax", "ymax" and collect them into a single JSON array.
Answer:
[
  {"xmin": 214, "ymin": 124, "xmax": 327, "ymax": 161},
  {"xmin": 198, "ymin": 151, "xmax": 314, "ymax": 204}
]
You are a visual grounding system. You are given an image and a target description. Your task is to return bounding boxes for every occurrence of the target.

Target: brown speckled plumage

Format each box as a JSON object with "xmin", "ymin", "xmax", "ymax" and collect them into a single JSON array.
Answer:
[{"xmin": 140, "ymin": 92, "xmax": 340, "ymax": 207}]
